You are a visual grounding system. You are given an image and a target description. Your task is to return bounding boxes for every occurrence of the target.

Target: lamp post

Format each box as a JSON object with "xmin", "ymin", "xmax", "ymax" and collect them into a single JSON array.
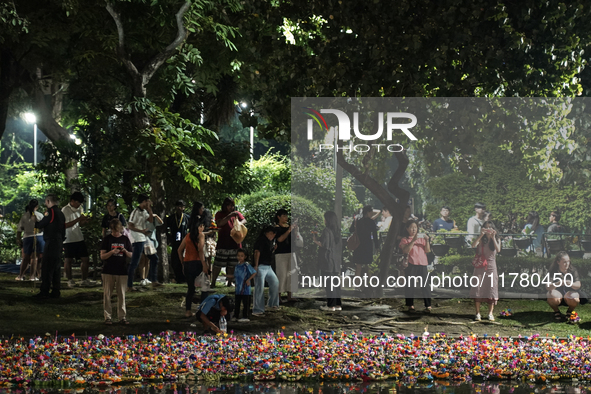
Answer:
[{"xmin": 24, "ymin": 113, "xmax": 37, "ymax": 166}]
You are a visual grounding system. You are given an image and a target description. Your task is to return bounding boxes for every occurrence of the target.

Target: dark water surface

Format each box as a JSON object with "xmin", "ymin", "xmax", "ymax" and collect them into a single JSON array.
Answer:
[{"xmin": 1, "ymin": 382, "xmax": 590, "ymax": 394}]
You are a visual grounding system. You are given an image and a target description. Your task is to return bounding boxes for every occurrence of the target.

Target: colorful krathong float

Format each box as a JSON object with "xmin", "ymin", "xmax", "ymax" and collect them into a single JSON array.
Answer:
[{"xmin": 1, "ymin": 331, "xmax": 591, "ymax": 387}]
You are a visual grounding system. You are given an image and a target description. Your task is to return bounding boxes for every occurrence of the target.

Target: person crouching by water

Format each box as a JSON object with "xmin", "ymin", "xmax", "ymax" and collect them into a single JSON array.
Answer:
[
  {"xmin": 196, "ymin": 294, "xmax": 234, "ymax": 335},
  {"xmin": 100, "ymin": 219, "xmax": 132, "ymax": 325},
  {"xmin": 547, "ymin": 251, "xmax": 588, "ymax": 323}
]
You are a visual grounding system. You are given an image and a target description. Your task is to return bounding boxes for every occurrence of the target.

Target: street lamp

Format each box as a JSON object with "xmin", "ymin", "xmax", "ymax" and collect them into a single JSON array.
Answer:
[
  {"xmin": 240, "ymin": 102, "xmax": 254, "ymax": 161},
  {"xmin": 24, "ymin": 113, "xmax": 37, "ymax": 166}
]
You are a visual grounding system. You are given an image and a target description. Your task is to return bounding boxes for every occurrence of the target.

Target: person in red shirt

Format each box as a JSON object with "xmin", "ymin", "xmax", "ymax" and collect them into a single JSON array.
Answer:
[
  {"xmin": 212, "ymin": 197, "xmax": 246, "ymax": 287},
  {"xmin": 399, "ymin": 220, "xmax": 432, "ymax": 313}
]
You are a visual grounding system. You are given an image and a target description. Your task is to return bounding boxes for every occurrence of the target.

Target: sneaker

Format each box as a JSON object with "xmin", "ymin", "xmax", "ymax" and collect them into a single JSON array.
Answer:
[
  {"xmin": 252, "ymin": 312, "xmax": 264, "ymax": 317},
  {"xmin": 320, "ymin": 306, "xmax": 336, "ymax": 312},
  {"xmin": 15, "ymin": 276, "xmax": 23, "ymax": 281},
  {"xmin": 151, "ymin": 282, "xmax": 163, "ymax": 288},
  {"xmin": 475, "ymin": 313, "xmax": 481, "ymax": 321},
  {"xmin": 144, "ymin": 278, "xmax": 152, "ymax": 284},
  {"xmin": 268, "ymin": 306, "xmax": 280, "ymax": 311},
  {"xmin": 238, "ymin": 318, "xmax": 250, "ymax": 322},
  {"xmin": 67, "ymin": 280, "xmax": 76, "ymax": 288},
  {"xmin": 488, "ymin": 314, "xmax": 495, "ymax": 321},
  {"xmin": 334, "ymin": 306, "xmax": 343, "ymax": 311},
  {"xmin": 140, "ymin": 279, "xmax": 148, "ymax": 286},
  {"xmin": 80, "ymin": 279, "xmax": 97, "ymax": 287}
]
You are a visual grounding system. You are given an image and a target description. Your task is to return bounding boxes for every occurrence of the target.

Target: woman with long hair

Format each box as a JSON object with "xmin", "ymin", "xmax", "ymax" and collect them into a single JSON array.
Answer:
[
  {"xmin": 523, "ymin": 211, "xmax": 544, "ymax": 256},
  {"xmin": 212, "ymin": 197, "xmax": 246, "ymax": 287},
  {"xmin": 470, "ymin": 220, "xmax": 502, "ymax": 321},
  {"xmin": 177, "ymin": 202, "xmax": 207, "ymax": 317},
  {"xmin": 399, "ymin": 220, "xmax": 431, "ymax": 313},
  {"xmin": 547, "ymin": 251, "xmax": 587, "ymax": 322},
  {"xmin": 16, "ymin": 200, "xmax": 44, "ymax": 281},
  {"xmin": 314, "ymin": 211, "xmax": 342, "ymax": 311}
]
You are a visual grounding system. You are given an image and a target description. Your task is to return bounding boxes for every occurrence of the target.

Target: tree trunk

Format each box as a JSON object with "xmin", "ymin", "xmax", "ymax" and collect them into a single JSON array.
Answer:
[
  {"xmin": 150, "ymin": 164, "xmax": 169, "ymax": 282},
  {"xmin": 337, "ymin": 150, "xmax": 410, "ymax": 297},
  {"xmin": 0, "ymin": 49, "xmax": 15, "ymax": 142}
]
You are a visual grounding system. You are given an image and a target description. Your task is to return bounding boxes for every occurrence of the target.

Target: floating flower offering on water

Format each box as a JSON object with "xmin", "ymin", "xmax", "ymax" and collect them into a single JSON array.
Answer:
[
  {"xmin": 499, "ymin": 309, "xmax": 512, "ymax": 317},
  {"xmin": 1, "ymin": 331, "xmax": 591, "ymax": 387}
]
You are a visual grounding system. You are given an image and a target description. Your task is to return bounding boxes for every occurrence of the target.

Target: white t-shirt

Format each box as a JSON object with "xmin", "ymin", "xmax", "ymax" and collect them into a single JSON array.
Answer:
[
  {"xmin": 62, "ymin": 203, "xmax": 85, "ymax": 244},
  {"xmin": 466, "ymin": 215, "xmax": 483, "ymax": 241},
  {"xmin": 129, "ymin": 208, "xmax": 150, "ymax": 243},
  {"xmin": 378, "ymin": 216, "xmax": 393, "ymax": 232},
  {"xmin": 18, "ymin": 212, "xmax": 44, "ymax": 238}
]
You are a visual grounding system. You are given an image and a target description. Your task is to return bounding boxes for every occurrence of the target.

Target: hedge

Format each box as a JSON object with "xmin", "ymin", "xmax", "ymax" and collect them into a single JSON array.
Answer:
[{"xmin": 239, "ymin": 194, "xmax": 324, "ymax": 275}]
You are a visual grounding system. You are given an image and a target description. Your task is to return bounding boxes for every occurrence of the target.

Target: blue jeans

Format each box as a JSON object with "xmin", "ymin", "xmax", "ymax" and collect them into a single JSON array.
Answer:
[
  {"xmin": 253, "ymin": 264, "xmax": 279, "ymax": 314},
  {"xmin": 128, "ymin": 242, "xmax": 159, "ymax": 287}
]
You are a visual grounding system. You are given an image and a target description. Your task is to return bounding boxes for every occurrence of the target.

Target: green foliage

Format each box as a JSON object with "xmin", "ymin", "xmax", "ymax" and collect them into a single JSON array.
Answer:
[
  {"xmin": 424, "ymin": 149, "xmax": 591, "ymax": 234},
  {"xmin": 239, "ymin": 194, "xmax": 323, "ymax": 275},
  {"xmin": 249, "ymin": 150, "xmax": 290, "ymax": 194},
  {"xmin": 292, "ymin": 161, "xmax": 359, "ymax": 215}
]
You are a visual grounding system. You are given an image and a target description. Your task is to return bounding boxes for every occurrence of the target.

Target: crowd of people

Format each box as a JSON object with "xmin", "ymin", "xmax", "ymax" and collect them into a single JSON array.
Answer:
[
  {"xmin": 11, "ymin": 192, "xmax": 587, "ymax": 333},
  {"xmin": 13, "ymin": 193, "xmax": 306, "ymax": 331}
]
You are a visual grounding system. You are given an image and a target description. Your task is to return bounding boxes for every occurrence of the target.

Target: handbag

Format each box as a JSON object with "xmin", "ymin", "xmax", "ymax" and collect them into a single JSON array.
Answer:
[
  {"xmin": 471, "ymin": 243, "xmax": 487, "ymax": 268},
  {"xmin": 230, "ymin": 217, "xmax": 248, "ymax": 244},
  {"xmin": 347, "ymin": 219, "xmax": 360, "ymax": 251},
  {"xmin": 144, "ymin": 238, "xmax": 157, "ymax": 255},
  {"xmin": 195, "ymin": 272, "xmax": 211, "ymax": 292}
]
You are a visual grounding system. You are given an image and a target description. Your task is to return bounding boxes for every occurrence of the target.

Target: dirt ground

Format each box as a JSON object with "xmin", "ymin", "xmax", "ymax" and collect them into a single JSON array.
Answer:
[{"xmin": 1, "ymin": 271, "xmax": 590, "ymax": 339}]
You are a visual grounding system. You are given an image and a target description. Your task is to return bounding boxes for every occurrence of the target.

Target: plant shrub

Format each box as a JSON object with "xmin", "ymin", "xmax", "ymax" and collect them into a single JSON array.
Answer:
[{"xmin": 239, "ymin": 194, "xmax": 323, "ymax": 275}]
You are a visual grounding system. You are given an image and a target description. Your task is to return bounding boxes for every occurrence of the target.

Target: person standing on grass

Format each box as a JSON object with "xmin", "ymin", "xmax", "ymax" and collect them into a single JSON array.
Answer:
[
  {"xmin": 62, "ymin": 192, "xmax": 93, "ymax": 287},
  {"xmin": 177, "ymin": 201, "xmax": 207, "ymax": 317},
  {"xmin": 399, "ymin": 220, "xmax": 432, "ymax": 313},
  {"xmin": 127, "ymin": 194, "xmax": 157, "ymax": 291},
  {"xmin": 313, "ymin": 211, "xmax": 342, "ymax": 312},
  {"xmin": 167, "ymin": 199, "xmax": 189, "ymax": 284},
  {"xmin": 470, "ymin": 220, "xmax": 501, "ymax": 322},
  {"xmin": 16, "ymin": 199, "xmax": 44, "ymax": 281},
  {"xmin": 100, "ymin": 219, "xmax": 132, "ymax": 325},
  {"xmin": 212, "ymin": 197, "xmax": 246, "ymax": 287},
  {"xmin": 33, "ymin": 194, "xmax": 66, "ymax": 299},
  {"xmin": 233, "ymin": 248, "xmax": 257, "ymax": 322},
  {"xmin": 349, "ymin": 205, "xmax": 379, "ymax": 279},
  {"xmin": 274, "ymin": 209, "xmax": 300, "ymax": 303},
  {"xmin": 252, "ymin": 226, "xmax": 279, "ymax": 316}
]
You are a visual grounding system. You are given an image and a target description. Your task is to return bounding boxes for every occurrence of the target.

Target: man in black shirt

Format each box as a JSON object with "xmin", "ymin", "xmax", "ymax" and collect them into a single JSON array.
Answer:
[
  {"xmin": 166, "ymin": 200, "xmax": 189, "ymax": 284},
  {"xmin": 34, "ymin": 194, "xmax": 66, "ymax": 299},
  {"xmin": 252, "ymin": 226, "xmax": 279, "ymax": 316}
]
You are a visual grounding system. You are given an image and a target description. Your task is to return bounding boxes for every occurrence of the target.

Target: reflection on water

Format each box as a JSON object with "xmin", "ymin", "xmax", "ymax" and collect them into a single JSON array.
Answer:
[{"xmin": 1, "ymin": 382, "xmax": 591, "ymax": 394}]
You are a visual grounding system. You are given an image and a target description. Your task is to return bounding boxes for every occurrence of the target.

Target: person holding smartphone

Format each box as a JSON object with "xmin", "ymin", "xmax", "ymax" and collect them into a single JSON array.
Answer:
[
  {"xmin": 470, "ymin": 221, "xmax": 501, "ymax": 321},
  {"xmin": 100, "ymin": 219, "xmax": 132, "ymax": 325}
]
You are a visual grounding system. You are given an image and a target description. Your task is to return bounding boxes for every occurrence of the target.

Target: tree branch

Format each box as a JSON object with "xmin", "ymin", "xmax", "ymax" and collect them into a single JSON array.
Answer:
[
  {"xmin": 105, "ymin": 2, "xmax": 140, "ymax": 78},
  {"xmin": 142, "ymin": 0, "xmax": 191, "ymax": 82}
]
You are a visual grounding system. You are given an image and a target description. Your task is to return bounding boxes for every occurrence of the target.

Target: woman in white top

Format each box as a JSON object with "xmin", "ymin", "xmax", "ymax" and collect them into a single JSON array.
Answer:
[{"xmin": 16, "ymin": 199, "xmax": 45, "ymax": 281}]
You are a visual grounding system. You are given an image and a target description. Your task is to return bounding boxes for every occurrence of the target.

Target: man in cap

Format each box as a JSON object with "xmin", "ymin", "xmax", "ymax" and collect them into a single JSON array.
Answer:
[{"xmin": 166, "ymin": 199, "xmax": 189, "ymax": 284}]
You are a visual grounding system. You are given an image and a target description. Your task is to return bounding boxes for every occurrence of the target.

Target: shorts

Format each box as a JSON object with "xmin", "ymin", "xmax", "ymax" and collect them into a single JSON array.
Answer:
[
  {"xmin": 214, "ymin": 249, "xmax": 238, "ymax": 268},
  {"xmin": 23, "ymin": 235, "xmax": 45, "ymax": 256},
  {"xmin": 64, "ymin": 241, "xmax": 89, "ymax": 259}
]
